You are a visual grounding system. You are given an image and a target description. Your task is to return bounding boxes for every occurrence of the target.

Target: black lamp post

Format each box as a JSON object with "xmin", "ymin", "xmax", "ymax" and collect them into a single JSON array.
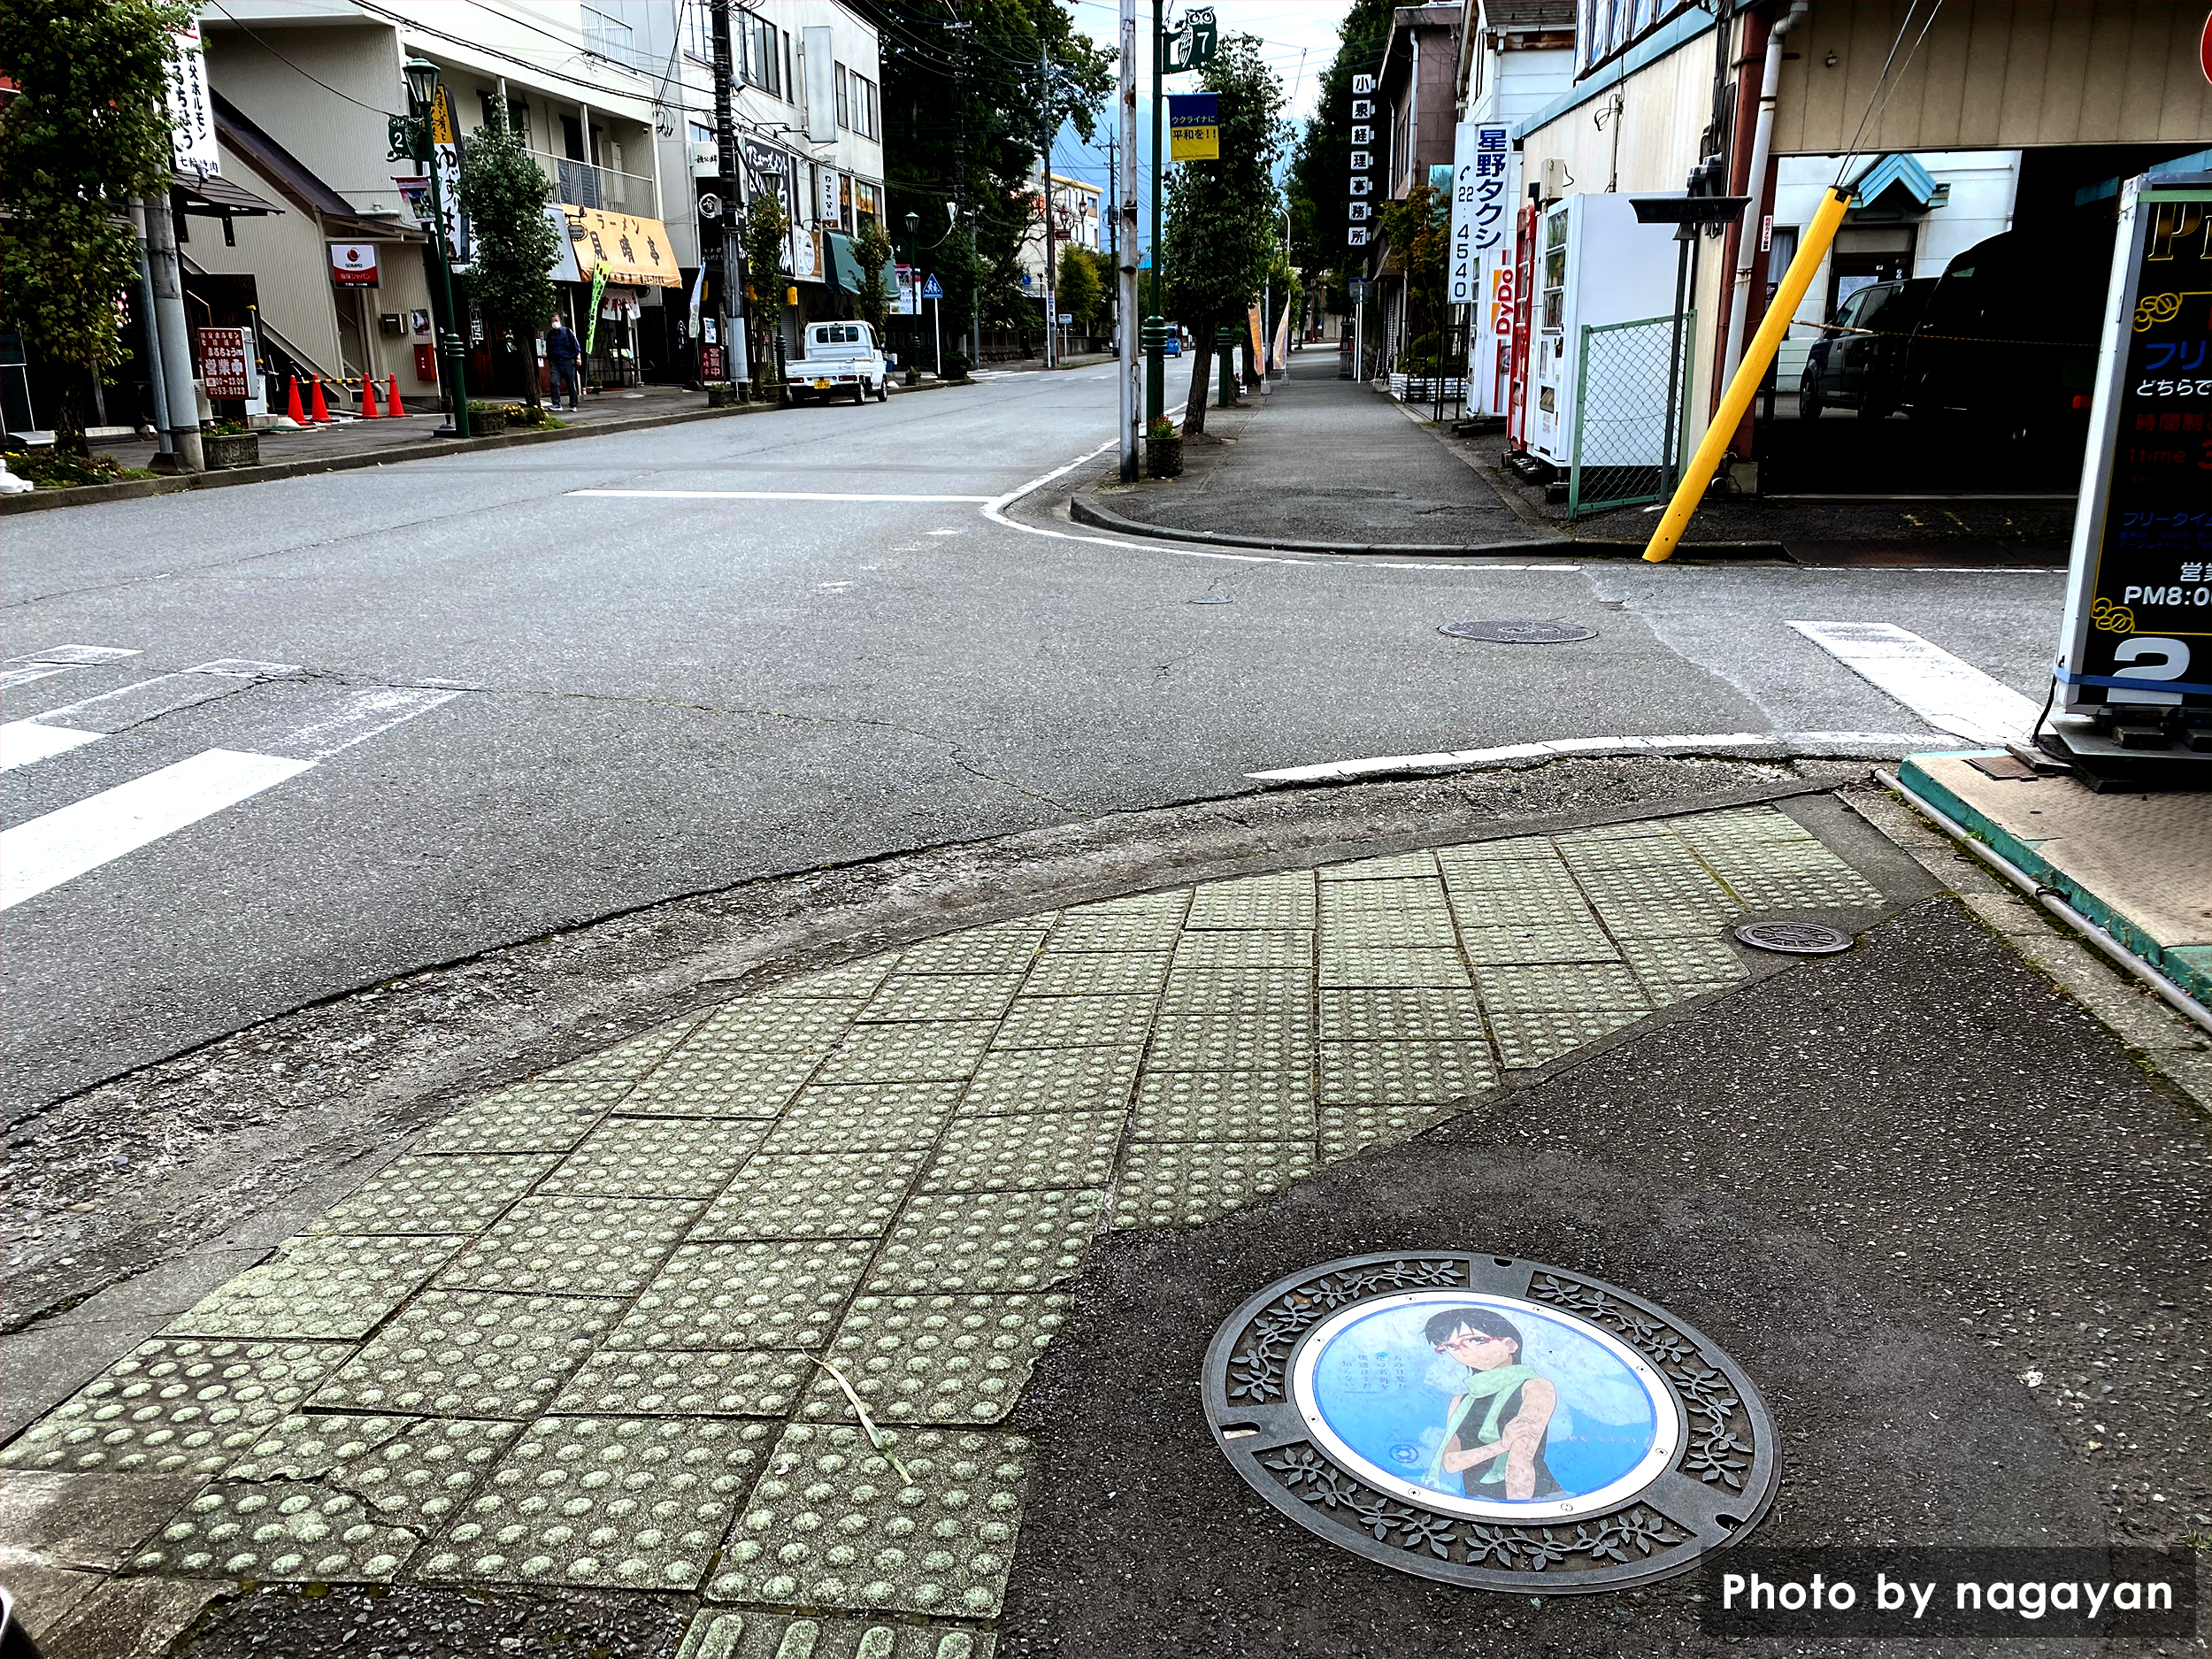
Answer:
[
  {"xmin": 902, "ymin": 212, "xmax": 922, "ymax": 383},
  {"xmin": 389, "ymin": 56, "xmax": 470, "ymax": 438}
]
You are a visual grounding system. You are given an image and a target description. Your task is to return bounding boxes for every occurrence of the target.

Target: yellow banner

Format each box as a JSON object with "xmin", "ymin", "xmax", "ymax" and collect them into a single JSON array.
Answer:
[
  {"xmin": 563, "ymin": 205, "xmax": 684, "ymax": 288},
  {"xmin": 1169, "ymin": 122, "xmax": 1218, "ymax": 163},
  {"xmin": 428, "ymin": 84, "xmax": 455, "ymax": 147}
]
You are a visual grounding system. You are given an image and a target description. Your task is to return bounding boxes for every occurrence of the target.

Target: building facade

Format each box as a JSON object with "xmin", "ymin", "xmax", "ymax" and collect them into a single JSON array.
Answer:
[{"xmin": 1364, "ymin": 3, "xmax": 1463, "ymax": 373}]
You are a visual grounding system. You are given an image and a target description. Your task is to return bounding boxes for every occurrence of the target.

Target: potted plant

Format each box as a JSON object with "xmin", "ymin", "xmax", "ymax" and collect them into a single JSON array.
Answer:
[
  {"xmin": 466, "ymin": 402, "xmax": 508, "ymax": 436},
  {"xmin": 1144, "ymin": 415, "xmax": 1182, "ymax": 479},
  {"xmin": 203, "ymin": 420, "xmax": 260, "ymax": 469}
]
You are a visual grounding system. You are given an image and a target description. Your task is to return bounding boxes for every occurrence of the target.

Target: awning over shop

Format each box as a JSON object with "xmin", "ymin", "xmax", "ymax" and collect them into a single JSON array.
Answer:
[
  {"xmin": 561, "ymin": 205, "xmax": 682, "ymax": 288},
  {"xmin": 825, "ymin": 231, "xmax": 863, "ymax": 294},
  {"xmin": 545, "ymin": 205, "xmax": 583, "ymax": 283},
  {"xmin": 1847, "ymin": 153, "xmax": 1942, "ymax": 214}
]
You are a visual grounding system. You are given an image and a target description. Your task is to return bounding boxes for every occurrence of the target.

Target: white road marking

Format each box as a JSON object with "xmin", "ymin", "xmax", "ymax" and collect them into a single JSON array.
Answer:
[
  {"xmin": 0, "ymin": 664, "xmax": 87, "ymax": 692},
  {"xmin": 1247, "ymin": 730, "xmax": 1962, "ymax": 783},
  {"xmin": 0, "ymin": 722, "xmax": 104, "ymax": 770},
  {"xmin": 0, "ymin": 662, "xmax": 305, "ymax": 772},
  {"xmin": 278, "ymin": 686, "xmax": 466, "ymax": 759},
  {"xmin": 1787, "ymin": 621, "xmax": 2042, "ymax": 746},
  {"xmin": 6, "ymin": 645, "xmax": 142, "ymax": 665},
  {"xmin": 566, "ymin": 488, "xmax": 993, "ymax": 503},
  {"xmin": 189, "ymin": 658, "xmax": 303, "ymax": 678},
  {"xmin": 982, "ymin": 441, "xmax": 1317, "ymax": 566},
  {"xmin": 0, "ymin": 749, "xmax": 314, "ymax": 910}
]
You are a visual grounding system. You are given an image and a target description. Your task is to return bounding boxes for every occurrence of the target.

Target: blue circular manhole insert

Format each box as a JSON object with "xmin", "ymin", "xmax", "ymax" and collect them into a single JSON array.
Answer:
[{"xmin": 1203, "ymin": 1252, "xmax": 1778, "ymax": 1593}]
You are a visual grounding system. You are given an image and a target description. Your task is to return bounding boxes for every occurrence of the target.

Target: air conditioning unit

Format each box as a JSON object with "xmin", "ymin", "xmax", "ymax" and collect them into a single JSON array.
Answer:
[{"xmin": 691, "ymin": 142, "xmax": 718, "ymax": 177}]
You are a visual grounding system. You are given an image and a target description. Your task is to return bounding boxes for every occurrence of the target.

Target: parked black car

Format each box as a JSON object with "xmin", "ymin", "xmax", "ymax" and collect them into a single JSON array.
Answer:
[{"xmin": 1800, "ymin": 277, "xmax": 1935, "ymax": 419}]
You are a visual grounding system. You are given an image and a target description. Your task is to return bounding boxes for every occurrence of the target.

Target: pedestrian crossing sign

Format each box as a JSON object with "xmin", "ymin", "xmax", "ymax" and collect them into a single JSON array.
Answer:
[{"xmin": 922, "ymin": 274, "xmax": 942, "ymax": 299}]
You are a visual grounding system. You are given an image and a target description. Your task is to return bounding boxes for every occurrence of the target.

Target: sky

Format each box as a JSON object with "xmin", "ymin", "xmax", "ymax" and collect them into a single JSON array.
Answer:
[{"xmin": 1048, "ymin": 0, "xmax": 1356, "ymax": 256}]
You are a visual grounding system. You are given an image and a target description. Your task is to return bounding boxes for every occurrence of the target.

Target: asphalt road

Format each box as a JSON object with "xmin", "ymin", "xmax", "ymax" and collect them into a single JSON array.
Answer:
[{"xmin": 3, "ymin": 364, "xmax": 2067, "ymax": 1115}]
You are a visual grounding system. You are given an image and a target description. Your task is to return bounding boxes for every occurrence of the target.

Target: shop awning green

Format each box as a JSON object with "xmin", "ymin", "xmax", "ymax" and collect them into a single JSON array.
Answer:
[{"xmin": 826, "ymin": 232, "xmax": 864, "ymax": 294}]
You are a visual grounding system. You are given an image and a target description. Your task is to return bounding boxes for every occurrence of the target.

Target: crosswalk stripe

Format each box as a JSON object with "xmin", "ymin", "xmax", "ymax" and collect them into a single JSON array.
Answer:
[
  {"xmin": 0, "ymin": 722, "xmax": 104, "ymax": 770},
  {"xmin": 1, "ymin": 645, "xmax": 142, "ymax": 690},
  {"xmin": 0, "ymin": 664, "xmax": 88, "ymax": 693},
  {"xmin": 0, "ymin": 662, "xmax": 304, "ymax": 772},
  {"xmin": 1787, "ymin": 622, "xmax": 2042, "ymax": 747},
  {"xmin": 278, "ymin": 686, "xmax": 465, "ymax": 759},
  {"xmin": 1, "ymin": 749, "xmax": 315, "ymax": 911}
]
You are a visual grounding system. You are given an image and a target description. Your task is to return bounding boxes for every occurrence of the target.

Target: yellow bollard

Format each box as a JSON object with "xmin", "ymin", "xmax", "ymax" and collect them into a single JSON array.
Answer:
[{"xmin": 1643, "ymin": 185, "xmax": 1852, "ymax": 563}]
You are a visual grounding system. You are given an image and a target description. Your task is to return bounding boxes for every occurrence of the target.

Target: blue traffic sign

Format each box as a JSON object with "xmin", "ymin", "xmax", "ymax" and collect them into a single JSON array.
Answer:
[{"xmin": 921, "ymin": 274, "xmax": 943, "ymax": 299}]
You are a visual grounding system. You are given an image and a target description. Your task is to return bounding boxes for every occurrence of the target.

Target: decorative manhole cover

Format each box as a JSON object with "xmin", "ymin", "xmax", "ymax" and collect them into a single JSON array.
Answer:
[
  {"xmin": 1734, "ymin": 920, "xmax": 1854, "ymax": 955},
  {"xmin": 1439, "ymin": 620, "xmax": 1597, "ymax": 644},
  {"xmin": 1202, "ymin": 1252, "xmax": 1777, "ymax": 1593}
]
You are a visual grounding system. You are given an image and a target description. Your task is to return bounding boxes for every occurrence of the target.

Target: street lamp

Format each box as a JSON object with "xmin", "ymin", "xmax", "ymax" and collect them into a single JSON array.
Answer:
[{"xmin": 388, "ymin": 55, "xmax": 470, "ymax": 438}]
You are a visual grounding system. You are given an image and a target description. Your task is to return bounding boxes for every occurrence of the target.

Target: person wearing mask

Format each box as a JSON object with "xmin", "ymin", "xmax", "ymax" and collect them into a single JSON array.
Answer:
[{"xmin": 545, "ymin": 317, "xmax": 583, "ymax": 410}]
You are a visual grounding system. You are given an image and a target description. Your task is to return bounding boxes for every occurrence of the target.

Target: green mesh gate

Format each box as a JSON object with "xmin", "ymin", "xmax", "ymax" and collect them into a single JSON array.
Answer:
[{"xmin": 1569, "ymin": 311, "xmax": 1696, "ymax": 520}]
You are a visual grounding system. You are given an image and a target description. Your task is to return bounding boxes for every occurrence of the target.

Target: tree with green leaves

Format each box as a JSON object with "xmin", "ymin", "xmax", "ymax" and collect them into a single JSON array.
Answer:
[
  {"xmin": 1381, "ymin": 179, "xmax": 1451, "ymax": 370},
  {"xmin": 852, "ymin": 218, "xmax": 893, "ymax": 341},
  {"xmin": 867, "ymin": 0, "xmax": 1110, "ymax": 345},
  {"xmin": 1056, "ymin": 242, "xmax": 1102, "ymax": 334},
  {"xmin": 740, "ymin": 188, "xmax": 789, "ymax": 390},
  {"xmin": 1285, "ymin": 0, "xmax": 1394, "ymax": 318},
  {"xmin": 458, "ymin": 112, "xmax": 558, "ymax": 408},
  {"xmin": 0, "ymin": 0, "xmax": 189, "ymax": 456},
  {"xmin": 1160, "ymin": 34, "xmax": 1285, "ymax": 435}
]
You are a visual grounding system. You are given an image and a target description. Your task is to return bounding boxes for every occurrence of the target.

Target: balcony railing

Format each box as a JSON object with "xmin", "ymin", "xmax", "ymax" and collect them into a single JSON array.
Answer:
[{"xmin": 524, "ymin": 148, "xmax": 657, "ymax": 217}]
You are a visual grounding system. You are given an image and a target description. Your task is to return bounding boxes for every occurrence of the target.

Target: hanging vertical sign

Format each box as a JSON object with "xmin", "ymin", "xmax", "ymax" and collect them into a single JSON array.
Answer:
[
  {"xmin": 1449, "ymin": 121, "xmax": 1517, "ymax": 412},
  {"xmin": 1168, "ymin": 94, "xmax": 1220, "ymax": 162},
  {"xmin": 1347, "ymin": 75, "xmax": 1375, "ymax": 248},
  {"xmin": 166, "ymin": 19, "xmax": 221, "ymax": 178},
  {"xmin": 427, "ymin": 84, "xmax": 470, "ymax": 265},
  {"xmin": 2052, "ymin": 172, "xmax": 2212, "ymax": 762}
]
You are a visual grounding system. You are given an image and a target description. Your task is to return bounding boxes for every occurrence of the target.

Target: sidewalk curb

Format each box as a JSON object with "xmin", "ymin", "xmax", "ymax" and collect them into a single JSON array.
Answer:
[
  {"xmin": 1067, "ymin": 488, "xmax": 1786, "ymax": 560},
  {"xmin": 0, "ymin": 391, "xmax": 828, "ymax": 516}
]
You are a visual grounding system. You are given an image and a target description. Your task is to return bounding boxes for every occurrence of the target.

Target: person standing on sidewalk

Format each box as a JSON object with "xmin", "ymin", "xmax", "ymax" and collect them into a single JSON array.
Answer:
[{"xmin": 545, "ymin": 318, "xmax": 583, "ymax": 410}]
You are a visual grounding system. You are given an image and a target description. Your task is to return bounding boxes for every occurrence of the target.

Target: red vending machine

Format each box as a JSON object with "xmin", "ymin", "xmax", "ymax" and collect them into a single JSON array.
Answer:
[{"xmin": 1505, "ymin": 200, "xmax": 1538, "ymax": 452}]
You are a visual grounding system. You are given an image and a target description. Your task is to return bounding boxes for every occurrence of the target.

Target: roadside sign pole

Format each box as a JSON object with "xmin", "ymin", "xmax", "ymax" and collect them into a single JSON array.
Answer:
[
  {"xmin": 1118, "ymin": 0, "xmax": 1141, "ymax": 479},
  {"xmin": 1145, "ymin": 0, "xmax": 1164, "ymax": 424}
]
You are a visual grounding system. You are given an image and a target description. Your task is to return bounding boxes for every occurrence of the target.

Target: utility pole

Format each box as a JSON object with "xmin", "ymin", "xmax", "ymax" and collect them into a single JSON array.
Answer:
[
  {"xmin": 709, "ymin": 0, "xmax": 743, "ymax": 393},
  {"xmin": 1145, "ymin": 0, "xmax": 1164, "ymax": 423},
  {"xmin": 1117, "ymin": 0, "xmax": 1140, "ymax": 479},
  {"xmin": 1041, "ymin": 44, "xmax": 1055, "ymax": 370},
  {"xmin": 142, "ymin": 191, "xmax": 204, "ymax": 472}
]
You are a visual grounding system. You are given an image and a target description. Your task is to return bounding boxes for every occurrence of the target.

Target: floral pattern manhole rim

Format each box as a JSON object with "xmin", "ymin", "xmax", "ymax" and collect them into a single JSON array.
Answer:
[{"xmin": 1201, "ymin": 1252, "xmax": 1778, "ymax": 1593}]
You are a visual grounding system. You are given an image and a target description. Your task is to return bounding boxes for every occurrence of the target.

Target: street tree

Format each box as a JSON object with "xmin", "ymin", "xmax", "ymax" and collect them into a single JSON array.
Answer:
[
  {"xmin": 740, "ymin": 188, "xmax": 789, "ymax": 389},
  {"xmin": 1056, "ymin": 243, "xmax": 1102, "ymax": 334},
  {"xmin": 852, "ymin": 218, "xmax": 893, "ymax": 340},
  {"xmin": 1285, "ymin": 0, "xmax": 1394, "ymax": 317},
  {"xmin": 1160, "ymin": 34, "xmax": 1285, "ymax": 435},
  {"xmin": 1381, "ymin": 180, "xmax": 1450, "ymax": 370},
  {"xmin": 0, "ymin": 0, "xmax": 190, "ymax": 456},
  {"xmin": 457, "ymin": 111, "xmax": 558, "ymax": 409}
]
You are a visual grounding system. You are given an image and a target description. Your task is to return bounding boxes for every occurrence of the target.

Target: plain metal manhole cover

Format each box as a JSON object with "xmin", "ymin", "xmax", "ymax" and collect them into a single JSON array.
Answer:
[
  {"xmin": 1203, "ymin": 1251, "xmax": 1777, "ymax": 1593},
  {"xmin": 1440, "ymin": 619, "xmax": 1597, "ymax": 643},
  {"xmin": 1734, "ymin": 920, "xmax": 1854, "ymax": 955}
]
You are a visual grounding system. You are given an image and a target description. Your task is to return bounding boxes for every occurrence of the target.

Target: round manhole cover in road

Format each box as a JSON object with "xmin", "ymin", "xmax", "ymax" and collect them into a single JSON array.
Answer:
[
  {"xmin": 1440, "ymin": 619, "xmax": 1598, "ymax": 644},
  {"xmin": 1735, "ymin": 920, "xmax": 1855, "ymax": 955},
  {"xmin": 1203, "ymin": 1252, "xmax": 1777, "ymax": 1594}
]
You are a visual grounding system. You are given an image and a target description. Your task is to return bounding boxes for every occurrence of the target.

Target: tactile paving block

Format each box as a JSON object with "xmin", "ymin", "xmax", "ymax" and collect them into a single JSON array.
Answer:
[
  {"xmin": 626, "ymin": 1048, "xmax": 826, "ymax": 1117},
  {"xmin": 865, "ymin": 1191, "xmax": 1104, "ymax": 1294},
  {"xmin": 676, "ymin": 1609, "xmax": 993, "ymax": 1659},
  {"xmin": 757, "ymin": 1083, "xmax": 964, "ymax": 1155},
  {"xmin": 777, "ymin": 957, "xmax": 903, "ymax": 996},
  {"xmin": 918, "ymin": 1111, "xmax": 1123, "ymax": 1192},
  {"xmin": 1046, "ymin": 910, "xmax": 1187, "ymax": 952},
  {"xmin": 680, "ymin": 998, "xmax": 865, "ymax": 1055},
  {"xmin": 1111, "ymin": 1141, "xmax": 1317, "ymax": 1229},
  {"xmin": 1471, "ymin": 961, "xmax": 1650, "ymax": 1011},
  {"xmin": 436, "ymin": 1195, "xmax": 702, "ymax": 1296},
  {"xmin": 1156, "ymin": 970, "xmax": 1308, "ymax": 1019},
  {"xmin": 417, "ymin": 1079, "xmax": 632, "ymax": 1153},
  {"xmin": 1586, "ymin": 900, "xmax": 1741, "ymax": 939},
  {"xmin": 422, "ymin": 1415, "xmax": 768, "ymax": 1589},
  {"xmin": 1316, "ymin": 947, "xmax": 1471, "ymax": 988},
  {"xmin": 1436, "ymin": 836, "xmax": 1565, "ymax": 869},
  {"xmin": 1130, "ymin": 1070, "xmax": 1315, "ymax": 1141},
  {"xmin": 811, "ymin": 1022, "xmax": 996, "ymax": 1086},
  {"xmin": 1317, "ymin": 1102, "xmax": 1464, "ymax": 1164},
  {"xmin": 554, "ymin": 1348, "xmax": 813, "ymax": 1417},
  {"xmin": 1186, "ymin": 873, "xmax": 1317, "ymax": 930},
  {"xmin": 127, "ymin": 1415, "xmax": 521, "ymax": 1581},
  {"xmin": 1315, "ymin": 876, "xmax": 1449, "ymax": 913},
  {"xmin": 1318, "ymin": 987, "xmax": 1486, "ymax": 1043},
  {"xmin": 1619, "ymin": 935, "xmax": 1751, "ymax": 1000},
  {"xmin": 957, "ymin": 1048, "xmax": 1143, "ymax": 1116},
  {"xmin": 1568, "ymin": 863, "xmax": 1733, "ymax": 905},
  {"xmin": 1318, "ymin": 1040, "xmax": 1495, "ymax": 1105},
  {"xmin": 1453, "ymin": 924, "xmax": 1622, "ymax": 964},
  {"xmin": 1020, "ymin": 951, "xmax": 1171, "ymax": 997},
  {"xmin": 861, "ymin": 974, "xmax": 1024, "ymax": 1023},
  {"xmin": 1445, "ymin": 886, "xmax": 1596, "ymax": 927},
  {"xmin": 1317, "ymin": 909, "xmax": 1460, "ymax": 949},
  {"xmin": 707, "ymin": 1423, "xmax": 1032, "ymax": 1615},
  {"xmin": 165, "ymin": 1235, "xmax": 465, "ymax": 1341},
  {"xmin": 989, "ymin": 995, "xmax": 1156, "ymax": 1050},
  {"xmin": 0, "ymin": 1339, "xmax": 354, "ymax": 1477},
  {"xmin": 311, "ymin": 1290, "xmax": 618, "ymax": 1417},
  {"xmin": 1317, "ymin": 851, "xmax": 1440, "ymax": 880},
  {"xmin": 543, "ymin": 1019, "xmax": 703, "ymax": 1082},
  {"xmin": 1144, "ymin": 1012, "xmax": 1310, "ymax": 1073},
  {"xmin": 540, "ymin": 1117, "xmax": 768, "ymax": 1198},
  {"xmin": 803, "ymin": 1294, "xmax": 1067, "ymax": 1425},
  {"xmin": 310, "ymin": 1153, "xmax": 557, "ymax": 1236},
  {"xmin": 1066, "ymin": 891, "xmax": 1187, "ymax": 914},
  {"xmin": 897, "ymin": 926, "xmax": 1049, "ymax": 976},
  {"xmin": 1171, "ymin": 930, "xmax": 1313, "ymax": 972},
  {"xmin": 693, "ymin": 1152, "xmax": 926, "ymax": 1239},
  {"xmin": 611, "ymin": 1240, "xmax": 876, "ymax": 1350},
  {"xmin": 1487, "ymin": 1005, "xmax": 1645, "ymax": 1069}
]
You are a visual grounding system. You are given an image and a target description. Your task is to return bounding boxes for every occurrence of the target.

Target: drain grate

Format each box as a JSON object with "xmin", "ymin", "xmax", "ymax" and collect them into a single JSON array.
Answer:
[
  {"xmin": 1440, "ymin": 620, "xmax": 1597, "ymax": 644},
  {"xmin": 1734, "ymin": 920, "xmax": 1854, "ymax": 955}
]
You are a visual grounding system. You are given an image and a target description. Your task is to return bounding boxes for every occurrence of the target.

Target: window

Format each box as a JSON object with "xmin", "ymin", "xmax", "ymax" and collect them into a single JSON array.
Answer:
[
  {"xmin": 477, "ymin": 93, "xmax": 528, "ymax": 142},
  {"xmin": 839, "ymin": 171, "xmax": 853, "ymax": 232},
  {"xmin": 740, "ymin": 12, "xmax": 780, "ymax": 96},
  {"xmin": 835, "ymin": 63, "xmax": 850, "ymax": 131},
  {"xmin": 852, "ymin": 74, "xmax": 879, "ymax": 141},
  {"xmin": 682, "ymin": 0, "xmax": 711, "ymax": 65},
  {"xmin": 783, "ymin": 32, "xmax": 794, "ymax": 104},
  {"xmin": 581, "ymin": 4, "xmax": 635, "ymax": 68},
  {"xmin": 856, "ymin": 180, "xmax": 879, "ymax": 226}
]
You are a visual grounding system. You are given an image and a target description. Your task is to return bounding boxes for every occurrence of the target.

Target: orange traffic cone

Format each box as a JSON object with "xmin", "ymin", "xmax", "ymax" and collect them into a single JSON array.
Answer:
[
  {"xmin": 361, "ymin": 375, "xmax": 381, "ymax": 419},
  {"xmin": 308, "ymin": 377, "xmax": 332, "ymax": 423},
  {"xmin": 284, "ymin": 375, "xmax": 305, "ymax": 424},
  {"xmin": 386, "ymin": 374, "xmax": 403, "ymax": 417}
]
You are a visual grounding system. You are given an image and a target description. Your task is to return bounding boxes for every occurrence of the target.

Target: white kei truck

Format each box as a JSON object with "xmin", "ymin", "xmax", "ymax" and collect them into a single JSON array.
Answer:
[{"xmin": 786, "ymin": 321, "xmax": 890, "ymax": 404}]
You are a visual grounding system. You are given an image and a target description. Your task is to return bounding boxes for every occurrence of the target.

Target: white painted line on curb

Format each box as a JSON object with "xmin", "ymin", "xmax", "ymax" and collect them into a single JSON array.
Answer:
[
  {"xmin": 567, "ymin": 488, "xmax": 994, "ymax": 503},
  {"xmin": 981, "ymin": 441, "xmax": 1317, "ymax": 566},
  {"xmin": 1245, "ymin": 730, "xmax": 1965, "ymax": 783},
  {"xmin": 1787, "ymin": 621, "xmax": 2042, "ymax": 746},
  {"xmin": 1, "ymin": 749, "xmax": 315, "ymax": 910}
]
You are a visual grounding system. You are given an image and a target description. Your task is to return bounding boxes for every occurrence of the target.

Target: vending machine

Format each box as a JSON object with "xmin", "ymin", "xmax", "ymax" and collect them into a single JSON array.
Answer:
[{"xmin": 1525, "ymin": 192, "xmax": 1686, "ymax": 470}]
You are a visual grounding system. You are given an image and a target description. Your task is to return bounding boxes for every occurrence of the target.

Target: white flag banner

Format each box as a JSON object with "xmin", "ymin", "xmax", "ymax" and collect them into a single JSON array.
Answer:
[{"xmin": 166, "ymin": 19, "xmax": 221, "ymax": 178}]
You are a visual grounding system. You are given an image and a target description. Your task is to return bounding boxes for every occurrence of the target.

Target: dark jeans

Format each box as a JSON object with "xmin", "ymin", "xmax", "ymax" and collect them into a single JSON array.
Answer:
[{"xmin": 550, "ymin": 360, "xmax": 580, "ymax": 407}]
